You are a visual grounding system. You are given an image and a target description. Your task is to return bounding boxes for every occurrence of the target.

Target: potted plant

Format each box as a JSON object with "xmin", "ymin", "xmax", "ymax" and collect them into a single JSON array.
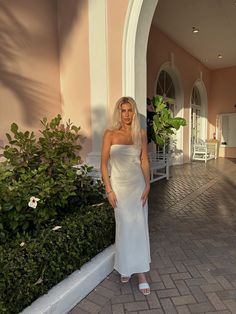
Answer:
[{"xmin": 147, "ymin": 95, "xmax": 187, "ymax": 149}]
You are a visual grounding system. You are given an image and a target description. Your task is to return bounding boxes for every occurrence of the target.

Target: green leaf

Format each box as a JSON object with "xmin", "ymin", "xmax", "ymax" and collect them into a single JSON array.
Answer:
[{"xmin": 11, "ymin": 123, "xmax": 19, "ymax": 134}]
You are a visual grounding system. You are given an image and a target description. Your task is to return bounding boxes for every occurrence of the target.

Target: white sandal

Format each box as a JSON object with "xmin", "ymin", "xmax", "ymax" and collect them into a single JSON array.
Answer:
[
  {"xmin": 138, "ymin": 282, "xmax": 150, "ymax": 295},
  {"xmin": 121, "ymin": 275, "xmax": 130, "ymax": 283}
]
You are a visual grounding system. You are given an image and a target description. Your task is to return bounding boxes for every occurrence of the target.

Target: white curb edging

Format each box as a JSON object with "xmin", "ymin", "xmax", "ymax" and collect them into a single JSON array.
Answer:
[{"xmin": 21, "ymin": 245, "xmax": 115, "ymax": 314}]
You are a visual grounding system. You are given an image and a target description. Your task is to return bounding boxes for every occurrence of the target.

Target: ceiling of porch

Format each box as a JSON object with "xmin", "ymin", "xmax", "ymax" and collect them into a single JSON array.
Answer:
[{"xmin": 152, "ymin": 0, "xmax": 236, "ymax": 70}]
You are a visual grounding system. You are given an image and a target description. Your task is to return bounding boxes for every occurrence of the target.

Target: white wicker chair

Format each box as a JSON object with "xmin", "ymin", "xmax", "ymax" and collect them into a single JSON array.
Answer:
[{"xmin": 148, "ymin": 148, "xmax": 169, "ymax": 182}]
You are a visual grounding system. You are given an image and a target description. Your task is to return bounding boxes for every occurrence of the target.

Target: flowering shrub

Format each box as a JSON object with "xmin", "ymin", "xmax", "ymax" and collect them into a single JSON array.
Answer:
[{"xmin": 0, "ymin": 115, "xmax": 105, "ymax": 240}]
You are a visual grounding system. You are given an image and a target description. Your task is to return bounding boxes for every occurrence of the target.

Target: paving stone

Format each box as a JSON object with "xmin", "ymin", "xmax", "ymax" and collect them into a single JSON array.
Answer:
[
  {"xmin": 185, "ymin": 278, "xmax": 208, "ymax": 287},
  {"xmin": 171, "ymin": 273, "xmax": 192, "ymax": 281},
  {"xmin": 171, "ymin": 295, "xmax": 196, "ymax": 306},
  {"xmin": 160, "ymin": 298, "xmax": 178, "ymax": 314},
  {"xmin": 216, "ymin": 276, "xmax": 234, "ymax": 289},
  {"xmin": 150, "ymin": 281, "xmax": 165, "ymax": 290},
  {"xmin": 161, "ymin": 274, "xmax": 176, "ymax": 289},
  {"xmin": 87, "ymin": 291, "xmax": 109, "ymax": 306},
  {"xmin": 98, "ymin": 301, "xmax": 112, "ymax": 314},
  {"xmin": 200, "ymin": 283, "xmax": 224, "ymax": 293},
  {"xmin": 95, "ymin": 286, "xmax": 115, "ymax": 299},
  {"xmin": 111, "ymin": 294, "xmax": 134, "ymax": 304},
  {"xmin": 176, "ymin": 305, "xmax": 191, "ymax": 314},
  {"xmin": 199, "ymin": 270, "xmax": 217, "ymax": 284},
  {"xmin": 205, "ymin": 311, "xmax": 231, "ymax": 314},
  {"xmin": 157, "ymin": 288, "xmax": 180, "ymax": 298},
  {"xmin": 146, "ymin": 291, "xmax": 161, "ymax": 308},
  {"xmin": 139, "ymin": 310, "xmax": 164, "ymax": 314},
  {"xmin": 173, "ymin": 262, "xmax": 187, "ymax": 273},
  {"xmin": 185, "ymin": 266, "xmax": 202, "ymax": 278},
  {"xmin": 189, "ymin": 286, "xmax": 208, "ymax": 303},
  {"xmin": 121, "ymin": 283, "xmax": 133, "ymax": 295},
  {"xmin": 188, "ymin": 301, "xmax": 215, "ymax": 313},
  {"xmin": 206, "ymin": 292, "xmax": 227, "ymax": 311},
  {"xmin": 77, "ymin": 299, "xmax": 101, "ymax": 313},
  {"xmin": 174, "ymin": 280, "xmax": 191, "ymax": 295},
  {"xmin": 70, "ymin": 307, "xmax": 90, "ymax": 314},
  {"xmin": 149, "ymin": 269, "xmax": 162, "ymax": 282},
  {"xmin": 111, "ymin": 303, "xmax": 125, "ymax": 314},
  {"xmin": 124, "ymin": 301, "xmax": 149, "ymax": 312}
]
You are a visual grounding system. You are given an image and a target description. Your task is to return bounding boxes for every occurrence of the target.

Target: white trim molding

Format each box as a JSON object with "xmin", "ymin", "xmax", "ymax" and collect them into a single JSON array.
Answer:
[
  {"xmin": 122, "ymin": 0, "xmax": 159, "ymax": 121},
  {"xmin": 21, "ymin": 246, "xmax": 115, "ymax": 314}
]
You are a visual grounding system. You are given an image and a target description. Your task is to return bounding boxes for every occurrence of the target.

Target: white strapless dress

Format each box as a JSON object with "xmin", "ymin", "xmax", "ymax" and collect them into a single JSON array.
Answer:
[{"xmin": 110, "ymin": 144, "xmax": 151, "ymax": 276}]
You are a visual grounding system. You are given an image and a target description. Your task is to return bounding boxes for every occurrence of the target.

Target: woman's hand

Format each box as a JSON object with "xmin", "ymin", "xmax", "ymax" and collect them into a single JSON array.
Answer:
[
  {"xmin": 107, "ymin": 191, "xmax": 117, "ymax": 208},
  {"xmin": 141, "ymin": 184, "xmax": 150, "ymax": 207}
]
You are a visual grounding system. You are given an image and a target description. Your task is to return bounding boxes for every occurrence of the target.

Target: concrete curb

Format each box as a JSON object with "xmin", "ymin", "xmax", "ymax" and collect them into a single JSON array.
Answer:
[{"xmin": 21, "ymin": 245, "xmax": 115, "ymax": 314}]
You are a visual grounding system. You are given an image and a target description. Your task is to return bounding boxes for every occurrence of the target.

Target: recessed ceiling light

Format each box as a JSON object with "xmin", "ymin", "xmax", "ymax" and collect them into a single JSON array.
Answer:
[
  {"xmin": 192, "ymin": 27, "xmax": 199, "ymax": 33},
  {"xmin": 218, "ymin": 54, "xmax": 223, "ymax": 59}
]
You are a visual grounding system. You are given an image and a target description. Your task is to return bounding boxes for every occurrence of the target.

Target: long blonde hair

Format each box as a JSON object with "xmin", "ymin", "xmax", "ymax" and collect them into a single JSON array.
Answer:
[{"xmin": 110, "ymin": 96, "xmax": 141, "ymax": 147}]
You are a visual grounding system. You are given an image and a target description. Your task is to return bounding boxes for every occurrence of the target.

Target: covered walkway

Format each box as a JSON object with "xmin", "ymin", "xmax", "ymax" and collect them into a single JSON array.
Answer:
[{"xmin": 71, "ymin": 158, "xmax": 236, "ymax": 314}]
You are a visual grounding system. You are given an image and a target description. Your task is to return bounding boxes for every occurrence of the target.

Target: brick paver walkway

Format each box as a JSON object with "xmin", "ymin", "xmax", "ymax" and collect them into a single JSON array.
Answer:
[{"xmin": 71, "ymin": 158, "xmax": 236, "ymax": 314}]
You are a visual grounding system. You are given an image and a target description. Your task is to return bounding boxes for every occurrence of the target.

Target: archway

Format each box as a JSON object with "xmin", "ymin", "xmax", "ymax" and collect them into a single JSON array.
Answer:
[
  {"xmin": 155, "ymin": 63, "xmax": 184, "ymax": 164},
  {"xmin": 122, "ymin": 0, "xmax": 159, "ymax": 126},
  {"xmin": 189, "ymin": 79, "xmax": 208, "ymax": 156}
]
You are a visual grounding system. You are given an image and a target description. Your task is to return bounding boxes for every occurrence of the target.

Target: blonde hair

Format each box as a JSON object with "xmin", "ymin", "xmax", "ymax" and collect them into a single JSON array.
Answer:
[{"xmin": 110, "ymin": 96, "xmax": 141, "ymax": 147}]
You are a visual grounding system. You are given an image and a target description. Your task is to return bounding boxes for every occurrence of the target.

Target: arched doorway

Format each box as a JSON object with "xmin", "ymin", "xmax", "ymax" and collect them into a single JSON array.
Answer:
[
  {"xmin": 190, "ymin": 80, "xmax": 208, "ymax": 156},
  {"xmin": 155, "ymin": 65, "xmax": 184, "ymax": 164}
]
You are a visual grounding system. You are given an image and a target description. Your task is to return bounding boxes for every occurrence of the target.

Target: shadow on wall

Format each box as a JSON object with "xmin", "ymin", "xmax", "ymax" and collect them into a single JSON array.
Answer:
[
  {"xmin": 0, "ymin": 1, "xmax": 61, "ymax": 126},
  {"xmin": 57, "ymin": 0, "xmax": 85, "ymax": 51}
]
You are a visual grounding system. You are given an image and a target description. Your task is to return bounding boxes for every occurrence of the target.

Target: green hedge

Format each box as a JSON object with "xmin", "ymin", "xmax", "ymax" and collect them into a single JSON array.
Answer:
[{"xmin": 0, "ymin": 202, "xmax": 115, "ymax": 314}]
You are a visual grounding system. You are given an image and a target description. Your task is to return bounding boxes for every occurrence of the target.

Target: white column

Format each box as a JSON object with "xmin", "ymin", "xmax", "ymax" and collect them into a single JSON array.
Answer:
[
  {"xmin": 86, "ymin": 0, "xmax": 108, "ymax": 168},
  {"xmin": 123, "ymin": 0, "xmax": 158, "ymax": 126}
]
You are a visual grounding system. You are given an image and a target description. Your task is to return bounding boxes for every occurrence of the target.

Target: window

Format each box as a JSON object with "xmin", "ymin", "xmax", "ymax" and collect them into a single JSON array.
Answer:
[
  {"xmin": 218, "ymin": 113, "xmax": 236, "ymax": 147},
  {"xmin": 156, "ymin": 70, "xmax": 175, "ymax": 115},
  {"xmin": 191, "ymin": 86, "xmax": 202, "ymax": 145}
]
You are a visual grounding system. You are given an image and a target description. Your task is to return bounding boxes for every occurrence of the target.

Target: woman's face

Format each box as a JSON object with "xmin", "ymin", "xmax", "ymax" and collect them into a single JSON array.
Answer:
[{"xmin": 120, "ymin": 102, "xmax": 134, "ymax": 125}]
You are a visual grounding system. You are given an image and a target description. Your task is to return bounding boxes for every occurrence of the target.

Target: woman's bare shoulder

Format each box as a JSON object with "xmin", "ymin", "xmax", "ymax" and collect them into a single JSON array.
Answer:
[
  {"xmin": 103, "ymin": 129, "xmax": 116, "ymax": 141},
  {"xmin": 104, "ymin": 129, "xmax": 116, "ymax": 135}
]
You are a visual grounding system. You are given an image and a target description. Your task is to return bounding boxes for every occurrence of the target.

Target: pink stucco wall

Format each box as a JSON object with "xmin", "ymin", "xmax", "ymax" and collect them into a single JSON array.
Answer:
[
  {"xmin": 147, "ymin": 26, "xmax": 211, "ymax": 162},
  {"xmin": 0, "ymin": 0, "xmax": 61, "ymax": 145},
  {"xmin": 209, "ymin": 66, "xmax": 236, "ymax": 158},
  {"xmin": 57, "ymin": 0, "xmax": 91, "ymax": 159},
  {"xmin": 107, "ymin": 0, "xmax": 129, "ymax": 118}
]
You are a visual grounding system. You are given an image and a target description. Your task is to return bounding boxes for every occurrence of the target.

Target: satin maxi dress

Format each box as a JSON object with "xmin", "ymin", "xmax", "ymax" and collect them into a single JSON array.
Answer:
[{"xmin": 110, "ymin": 144, "xmax": 151, "ymax": 277}]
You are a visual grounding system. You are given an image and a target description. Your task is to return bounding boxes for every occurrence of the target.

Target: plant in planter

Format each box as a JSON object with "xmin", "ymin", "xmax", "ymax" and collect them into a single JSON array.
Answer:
[
  {"xmin": 0, "ymin": 115, "xmax": 105, "ymax": 240},
  {"xmin": 0, "ymin": 116, "xmax": 114, "ymax": 314},
  {"xmin": 147, "ymin": 95, "xmax": 187, "ymax": 148}
]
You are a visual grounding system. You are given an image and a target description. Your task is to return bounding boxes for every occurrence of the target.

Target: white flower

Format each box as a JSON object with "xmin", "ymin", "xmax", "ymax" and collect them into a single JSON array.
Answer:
[
  {"xmin": 52, "ymin": 225, "xmax": 62, "ymax": 231},
  {"xmin": 20, "ymin": 242, "xmax": 25, "ymax": 247},
  {"xmin": 76, "ymin": 169, "xmax": 83, "ymax": 175},
  {"xmin": 28, "ymin": 196, "xmax": 40, "ymax": 208}
]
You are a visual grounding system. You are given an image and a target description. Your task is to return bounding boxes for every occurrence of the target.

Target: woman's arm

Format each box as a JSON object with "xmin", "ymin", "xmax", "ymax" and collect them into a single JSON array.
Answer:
[
  {"xmin": 140, "ymin": 129, "xmax": 150, "ymax": 206},
  {"xmin": 100, "ymin": 130, "xmax": 117, "ymax": 208}
]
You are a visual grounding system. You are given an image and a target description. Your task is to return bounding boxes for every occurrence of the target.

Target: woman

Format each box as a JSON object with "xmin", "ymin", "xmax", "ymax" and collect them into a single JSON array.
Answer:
[{"xmin": 100, "ymin": 96, "xmax": 151, "ymax": 295}]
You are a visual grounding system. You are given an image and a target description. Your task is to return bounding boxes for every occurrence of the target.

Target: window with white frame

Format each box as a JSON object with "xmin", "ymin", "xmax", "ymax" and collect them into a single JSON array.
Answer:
[
  {"xmin": 217, "ymin": 113, "xmax": 236, "ymax": 147},
  {"xmin": 156, "ymin": 70, "xmax": 175, "ymax": 115},
  {"xmin": 191, "ymin": 86, "xmax": 202, "ymax": 146}
]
